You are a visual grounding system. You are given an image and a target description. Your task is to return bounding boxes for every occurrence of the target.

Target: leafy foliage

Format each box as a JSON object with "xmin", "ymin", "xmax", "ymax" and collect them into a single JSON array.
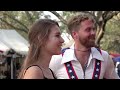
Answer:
[
  {"xmin": 101, "ymin": 14, "xmax": 120, "ymax": 53},
  {"xmin": 0, "ymin": 11, "xmax": 44, "ymax": 40}
]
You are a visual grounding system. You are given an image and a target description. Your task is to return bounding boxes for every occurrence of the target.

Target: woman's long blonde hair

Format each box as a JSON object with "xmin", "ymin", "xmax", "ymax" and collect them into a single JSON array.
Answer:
[{"xmin": 18, "ymin": 19, "xmax": 59, "ymax": 79}]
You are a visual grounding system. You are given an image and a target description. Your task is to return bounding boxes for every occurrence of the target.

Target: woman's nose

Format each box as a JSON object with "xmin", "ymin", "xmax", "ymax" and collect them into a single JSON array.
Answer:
[{"xmin": 61, "ymin": 37, "xmax": 64, "ymax": 43}]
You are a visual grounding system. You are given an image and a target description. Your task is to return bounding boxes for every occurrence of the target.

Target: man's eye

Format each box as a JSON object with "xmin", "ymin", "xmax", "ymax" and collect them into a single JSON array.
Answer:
[
  {"xmin": 93, "ymin": 27, "xmax": 96, "ymax": 31},
  {"xmin": 86, "ymin": 28, "xmax": 91, "ymax": 32}
]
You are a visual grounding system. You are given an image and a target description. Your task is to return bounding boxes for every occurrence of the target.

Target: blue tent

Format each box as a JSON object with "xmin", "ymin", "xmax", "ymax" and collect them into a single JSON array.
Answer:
[{"xmin": 113, "ymin": 56, "xmax": 120, "ymax": 62}]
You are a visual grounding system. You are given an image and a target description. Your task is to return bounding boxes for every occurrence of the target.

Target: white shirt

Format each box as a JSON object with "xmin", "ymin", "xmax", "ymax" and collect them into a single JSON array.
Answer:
[{"xmin": 49, "ymin": 44, "xmax": 119, "ymax": 79}]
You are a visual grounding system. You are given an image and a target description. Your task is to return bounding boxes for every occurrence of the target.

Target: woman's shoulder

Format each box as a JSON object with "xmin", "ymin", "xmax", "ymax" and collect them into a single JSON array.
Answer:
[{"xmin": 23, "ymin": 65, "xmax": 44, "ymax": 79}]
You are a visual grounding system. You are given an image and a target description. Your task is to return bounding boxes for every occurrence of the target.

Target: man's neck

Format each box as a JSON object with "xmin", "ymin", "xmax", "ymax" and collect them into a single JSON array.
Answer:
[
  {"xmin": 74, "ymin": 48, "xmax": 91, "ymax": 69},
  {"xmin": 74, "ymin": 43, "xmax": 91, "ymax": 66},
  {"xmin": 74, "ymin": 43, "xmax": 91, "ymax": 52}
]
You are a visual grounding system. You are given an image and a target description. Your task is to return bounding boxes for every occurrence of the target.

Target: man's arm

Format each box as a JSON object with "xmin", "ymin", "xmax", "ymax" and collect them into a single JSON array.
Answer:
[{"xmin": 104, "ymin": 54, "xmax": 119, "ymax": 79}]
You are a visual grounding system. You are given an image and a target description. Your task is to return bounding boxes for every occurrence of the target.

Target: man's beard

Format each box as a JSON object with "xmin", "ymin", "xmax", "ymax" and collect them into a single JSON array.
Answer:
[{"xmin": 79, "ymin": 36, "xmax": 95, "ymax": 48}]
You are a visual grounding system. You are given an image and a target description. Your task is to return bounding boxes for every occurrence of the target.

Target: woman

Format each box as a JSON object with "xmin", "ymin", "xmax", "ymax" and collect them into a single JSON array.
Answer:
[{"xmin": 18, "ymin": 19, "xmax": 64, "ymax": 79}]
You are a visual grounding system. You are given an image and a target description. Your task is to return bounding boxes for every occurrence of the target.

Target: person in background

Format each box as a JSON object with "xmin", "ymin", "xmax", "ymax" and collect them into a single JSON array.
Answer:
[
  {"xmin": 112, "ymin": 56, "xmax": 120, "ymax": 77},
  {"xmin": 18, "ymin": 19, "xmax": 64, "ymax": 79}
]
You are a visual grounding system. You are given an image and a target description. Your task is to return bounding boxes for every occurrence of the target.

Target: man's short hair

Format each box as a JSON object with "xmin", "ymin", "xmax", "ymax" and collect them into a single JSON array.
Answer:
[{"xmin": 67, "ymin": 12, "xmax": 97, "ymax": 35}]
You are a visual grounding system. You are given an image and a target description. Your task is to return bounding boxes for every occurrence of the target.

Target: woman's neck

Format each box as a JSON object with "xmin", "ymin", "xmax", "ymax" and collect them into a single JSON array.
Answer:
[{"xmin": 37, "ymin": 51, "xmax": 52, "ymax": 69}]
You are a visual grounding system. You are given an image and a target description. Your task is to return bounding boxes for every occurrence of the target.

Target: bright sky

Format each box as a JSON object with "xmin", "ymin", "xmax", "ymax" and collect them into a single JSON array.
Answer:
[{"xmin": 43, "ymin": 11, "xmax": 62, "ymax": 20}]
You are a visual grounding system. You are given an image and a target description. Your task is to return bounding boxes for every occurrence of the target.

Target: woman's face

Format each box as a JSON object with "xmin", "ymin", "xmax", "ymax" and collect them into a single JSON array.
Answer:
[{"xmin": 45, "ymin": 25, "xmax": 64, "ymax": 55}]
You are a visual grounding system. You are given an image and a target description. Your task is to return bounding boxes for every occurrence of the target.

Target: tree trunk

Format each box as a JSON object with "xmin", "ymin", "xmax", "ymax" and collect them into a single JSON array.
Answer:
[{"xmin": 95, "ymin": 21, "xmax": 105, "ymax": 47}]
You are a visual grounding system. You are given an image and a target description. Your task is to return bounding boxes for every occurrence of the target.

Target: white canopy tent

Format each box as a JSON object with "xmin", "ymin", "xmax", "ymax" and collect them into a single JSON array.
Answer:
[
  {"xmin": 0, "ymin": 29, "xmax": 29, "ymax": 79},
  {"xmin": 0, "ymin": 40, "xmax": 10, "ymax": 55},
  {"xmin": 0, "ymin": 29, "xmax": 29, "ymax": 55}
]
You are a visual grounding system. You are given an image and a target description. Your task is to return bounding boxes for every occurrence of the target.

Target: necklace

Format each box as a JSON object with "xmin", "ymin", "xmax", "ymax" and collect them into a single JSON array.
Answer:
[{"xmin": 73, "ymin": 48, "xmax": 91, "ymax": 52}]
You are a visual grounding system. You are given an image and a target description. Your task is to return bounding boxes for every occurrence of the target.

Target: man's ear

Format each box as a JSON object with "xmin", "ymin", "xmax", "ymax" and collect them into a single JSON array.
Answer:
[{"xmin": 72, "ymin": 31, "xmax": 78, "ymax": 39}]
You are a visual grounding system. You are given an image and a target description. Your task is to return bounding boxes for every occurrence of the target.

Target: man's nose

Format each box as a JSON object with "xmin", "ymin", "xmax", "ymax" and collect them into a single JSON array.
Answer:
[{"xmin": 91, "ymin": 29, "xmax": 96, "ymax": 35}]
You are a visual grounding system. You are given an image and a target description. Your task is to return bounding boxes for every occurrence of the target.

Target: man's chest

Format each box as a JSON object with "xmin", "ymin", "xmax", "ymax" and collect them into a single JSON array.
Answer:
[{"xmin": 56, "ymin": 60, "xmax": 106, "ymax": 79}]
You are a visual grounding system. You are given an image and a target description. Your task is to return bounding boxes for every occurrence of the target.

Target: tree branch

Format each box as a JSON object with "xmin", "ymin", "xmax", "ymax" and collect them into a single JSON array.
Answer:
[
  {"xmin": 3, "ymin": 12, "xmax": 29, "ymax": 31},
  {"xmin": 0, "ymin": 18, "xmax": 28, "ymax": 34},
  {"xmin": 103, "ymin": 11, "xmax": 120, "ymax": 22},
  {"xmin": 25, "ymin": 11, "xmax": 33, "ymax": 25},
  {"xmin": 49, "ymin": 11, "xmax": 67, "ymax": 25}
]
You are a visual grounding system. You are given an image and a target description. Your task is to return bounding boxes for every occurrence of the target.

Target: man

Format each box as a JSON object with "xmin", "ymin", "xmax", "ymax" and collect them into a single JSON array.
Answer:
[{"xmin": 49, "ymin": 12, "xmax": 119, "ymax": 79}]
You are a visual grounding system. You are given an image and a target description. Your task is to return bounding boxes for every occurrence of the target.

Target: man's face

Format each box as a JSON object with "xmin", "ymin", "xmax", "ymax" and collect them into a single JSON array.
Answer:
[{"xmin": 74, "ymin": 19, "xmax": 96, "ymax": 48}]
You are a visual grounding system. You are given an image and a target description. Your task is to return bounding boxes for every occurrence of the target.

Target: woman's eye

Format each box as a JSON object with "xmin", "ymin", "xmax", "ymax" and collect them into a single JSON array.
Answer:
[{"xmin": 56, "ymin": 35, "xmax": 60, "ymax": 37}]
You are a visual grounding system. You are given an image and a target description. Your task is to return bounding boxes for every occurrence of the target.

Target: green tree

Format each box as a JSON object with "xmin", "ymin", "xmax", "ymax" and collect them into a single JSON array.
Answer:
[
  {"xmin": 101, "ymin": 13, "xmax": 120, "ymax": 53},
  {"xmin": 0, "ymin": 11, "xmax": 44, "ymax": 40},
  {"xmin": 0, "ymin": 11, "xmax": 120, "ymax": 47}
]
